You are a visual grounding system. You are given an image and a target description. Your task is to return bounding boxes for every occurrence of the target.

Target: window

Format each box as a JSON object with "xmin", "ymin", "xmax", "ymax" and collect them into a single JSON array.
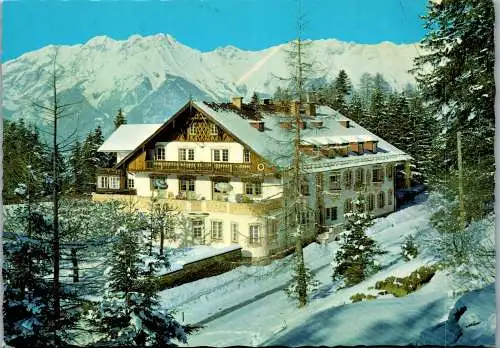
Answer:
[
  {"xmin": 109, "ymin": 176, "xmax": 120, "ymax": 189},
  {"xmin": 387, "ymin": 164, "xmax": 394, "ymax": 180},
  {"xmin": 211, "ymin": 221, "xmax": 223, "ymax": 240},
  {"xmin": 373, "ymin": 168, "xmax": 384, "ymax": 182},
  {"xmin": 344, "ymin": 199, "xmax": 353, "ymax": 213},
  {"xmin": 367, "ymin": 194, "xmax": 375, "ymax": 212},
  {"xmin": 388, "ymin": 189, "xmax": 393, "ymax": 206},
  {"xmin": 99, "ymin": 176, "xmax": 108, "ymax": 189},
  {"xmin": 179, "ymin": 178, "xmax": 195, "ymax": 192},
  {"xmin": 267, "ymin": 220, "xmax": 278, "ymax": 242},
  {"xmin": 325, "ymin": 207, "xmax": 338, "ymax": 221},
  {"xmin": 355, "ymin": 168, "xmax": 364, "ymax": 187},
  {"xmin": 179, "ymin": 148, "xmax": 195, "ymax": 161},
  {"xmin": 300, "ymin": 178, "xmax": 310, "ymax": 196},
  {"xmin": 155, "ymin": 147, "xmax": 165, "ymax": 161},
  {"xmin": 245, "ymin": 182, "xmax": 262, "ymax": 196},
  {"xmin": 213, "ymin": 149, "xmax": 229, "ymax": 162},
  {"xmin": 127, "ymin": 178, "xmax": 134, "ymax": 188},
  {"xmin": 373, "ymin": 143, "xmax": 378, "ymax": 153},
  {"xmin": 188, "ymin": 124, "xmax": 197, "ymax": 135},
  {"xmin": 343, "ymin": 170, "xmax": 353, "ymax": 189},
  {"xmin": 358, "ymin": 142, "xmax": 364, "ymax": 153},
  {"xmin": 377, "ymin": 191, "xmax": 385, "ymax": 209},
  {"xmin": 248, "ymin": 225, "xmax": 261, "ymax": 246},
  {"xmin": 243, "ymin": 149, "xmax": 251, "ymax": 163},
  {"xmin": 211, "ymin": 123, "xmax": 218, "ymax": 135},
  {"xmin": 192, "ymin": 219, "xmax": 204, "ymax": 239},
  {"xmin": 231, "ymin": 223, "xmax": 239, "ymax": 243},
  {"xmin": 329, "ymin": 173, "xmax": 341, "ymax": 190}
]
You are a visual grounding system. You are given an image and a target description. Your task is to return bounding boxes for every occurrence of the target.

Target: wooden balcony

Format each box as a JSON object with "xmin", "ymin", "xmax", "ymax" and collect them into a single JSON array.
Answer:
[
  {"xmin": 95, "ymin": 188, "xmax": 137, "ymax": 195},
  {"xmin": 139, "ymin": 160, "xmax": 253, "ymax": 175}
]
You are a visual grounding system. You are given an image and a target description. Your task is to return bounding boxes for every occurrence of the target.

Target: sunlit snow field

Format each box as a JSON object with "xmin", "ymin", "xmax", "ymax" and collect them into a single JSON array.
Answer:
[{"xmin": 157, "ymin": 193, "xmax": 495, "ymax": 346}]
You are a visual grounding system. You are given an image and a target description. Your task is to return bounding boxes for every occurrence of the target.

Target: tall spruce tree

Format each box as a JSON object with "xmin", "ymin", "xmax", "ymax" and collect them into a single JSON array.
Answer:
[
  {"xmin": 114, "ymin": 108, "xmax": 127, "ymax": 129},
  {"xmin": 331, "ymin": 69, "xmax": 351, "ymax": 115},
  {"xmin": 413, "ymin": 0, "xmax": 495, "ymax": 221},
  {"xmin": 85, "ymin": 227, "xmax": 193, "ymax": 346},
  {"xmin": 332, "ymin": 195, "xmax": 384, "ymax": 286}
]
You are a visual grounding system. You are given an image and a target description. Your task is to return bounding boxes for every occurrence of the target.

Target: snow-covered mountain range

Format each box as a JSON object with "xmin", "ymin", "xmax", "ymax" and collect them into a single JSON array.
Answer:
[{"xmin": 3, "ymin": 33, "xmax": 421, "ymax": 137}]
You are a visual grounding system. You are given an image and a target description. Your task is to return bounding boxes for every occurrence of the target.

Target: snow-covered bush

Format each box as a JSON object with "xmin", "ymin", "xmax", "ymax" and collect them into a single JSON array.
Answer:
[
  {"xmin": 332, "ymin": 195, "xmax": 384, "ymax": 286},
  {"xmin": 424, "ymin": 194, "xmax": 495, "ymax": 293},
  {"xmin": 401, "ymin": 234, "xmax": 418, "ymax": 261}
]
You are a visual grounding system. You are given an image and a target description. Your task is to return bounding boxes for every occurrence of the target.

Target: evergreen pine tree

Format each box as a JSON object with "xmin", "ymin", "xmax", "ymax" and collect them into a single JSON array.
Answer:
[
  {"xmin": 85, "ymin": 227, "xmax": 192, "ymax": 346},
  {"xmin": 331, "ymin": 69, "xmax": 351, "ymax": 115},
  {"xmin": 332, "ymin": 195, "xmax": 384, "ymax": 286},
  {"xmin": 347, "ymin": 92, "xmax": 365, "ymax": 125},
  {"xmin": 114, "ymin": 108, "xmax": 127, "ymax": 129},
  {"xmin": 412, "ymin": 0, "xmax": 494, "ymax": 219}
]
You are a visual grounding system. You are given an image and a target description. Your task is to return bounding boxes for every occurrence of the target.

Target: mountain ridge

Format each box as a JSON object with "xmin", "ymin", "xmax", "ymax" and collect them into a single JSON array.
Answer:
[{"xmin": 3, "ymin": 33, "xmax": 421, "ymax": 138}]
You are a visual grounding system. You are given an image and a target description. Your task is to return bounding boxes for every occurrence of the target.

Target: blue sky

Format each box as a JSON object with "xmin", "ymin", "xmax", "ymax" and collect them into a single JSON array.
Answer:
[{"xmin": 4, "ymin": 0, "xmax": 428, "ymax": 61}]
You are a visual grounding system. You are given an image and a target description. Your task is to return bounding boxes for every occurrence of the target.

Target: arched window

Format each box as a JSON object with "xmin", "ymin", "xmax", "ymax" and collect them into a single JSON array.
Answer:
[
  {"xmin": 367, "ymin": 194, "xmax": 375, "ymax": 212},
  {"xmin": 377, "ymin": 191, "xmax": 385, "ymax": 209},
  {"xmin": 344, "ymin": 199, "xmax": 353, "ymax": 214},
  {"xmin": 355, "ymin": 168, "xmax": 364, "ymax": 188},
  {"xmin": 343, "ymin": 170, "xmax": 353, "ymax": 190},
  {"xmin": 388, "ymin": 189, "xmax": 393, "ymax": 206},
  {"xmin": 386, "ymin": 164, "xmax": 394, "ymax": 180}
]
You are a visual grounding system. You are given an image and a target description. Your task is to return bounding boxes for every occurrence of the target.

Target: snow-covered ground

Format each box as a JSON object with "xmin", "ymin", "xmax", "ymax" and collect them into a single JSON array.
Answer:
[{"xmin": 157, "ymin": 194, "xmax": 496, "ymax": 346}]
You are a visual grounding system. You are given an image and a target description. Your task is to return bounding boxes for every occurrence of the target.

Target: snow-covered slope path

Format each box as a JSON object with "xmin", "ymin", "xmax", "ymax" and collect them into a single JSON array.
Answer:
[{"xmin": 159, "ymin": 194, "xmax": 461, "ymax": 346}]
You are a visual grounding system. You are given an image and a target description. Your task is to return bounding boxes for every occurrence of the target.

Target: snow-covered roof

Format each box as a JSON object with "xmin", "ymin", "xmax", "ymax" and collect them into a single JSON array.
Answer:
[
  {"xmin": 98, "ymin": 124, "xmax": 163, "ymax": 152},
  {"xmin": 102, "ymin": 100, "xmax": 411, "ymax": 170},
  {"xmin": 193, "ymin": 101, "xmax": 412, "ymax": 170}
]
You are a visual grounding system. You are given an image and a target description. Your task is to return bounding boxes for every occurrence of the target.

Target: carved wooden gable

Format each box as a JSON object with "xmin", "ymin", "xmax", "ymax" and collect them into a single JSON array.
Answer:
[{"xmin": 159, "ymin": 107, "xmax": 236, "ymax": 143}]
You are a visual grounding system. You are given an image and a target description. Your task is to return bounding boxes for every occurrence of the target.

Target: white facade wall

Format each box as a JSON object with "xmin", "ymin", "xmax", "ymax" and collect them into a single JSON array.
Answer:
[{"xmin": 158, "ymin": 141, "xmax": 246, "ymax": 162}]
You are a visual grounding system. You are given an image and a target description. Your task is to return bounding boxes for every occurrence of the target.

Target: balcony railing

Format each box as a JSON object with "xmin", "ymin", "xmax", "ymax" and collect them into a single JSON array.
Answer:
[
  {"xmin": 143, "ymin": 160, "xmax": 252, "ymax": 175},
  {"xmin": 92, "ymin": 193, "xmax": 283, "ymax": 216},
  {"xmin": 95, "ymin": 188, "xmax": 137, "ymax": 195}
]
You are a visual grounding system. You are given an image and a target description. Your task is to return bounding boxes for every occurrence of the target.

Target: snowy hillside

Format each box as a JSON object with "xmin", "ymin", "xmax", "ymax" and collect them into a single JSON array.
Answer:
[
  {"xmin": 3, "ymin": 34, "xmax": 420, "ymax": 137},
  {"xmin": 155, "ymin": 194, "xmax": 495, "ymax": 347}
]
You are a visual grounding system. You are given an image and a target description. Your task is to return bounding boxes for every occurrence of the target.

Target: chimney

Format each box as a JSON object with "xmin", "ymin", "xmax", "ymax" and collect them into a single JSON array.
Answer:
[
  {"xmin": 249, "ymin": 120, "xmax": 265, "ymax": 131},
  {"xmin": 338, "ymin": 120, "xmax": 350, "ymax": 128},
  {"xmin": 305, "ymin": 102, "xmax": 316, "ymax": 117},
  {"xmin": 232, "ymin": 96, "xmax": 243, "ymax": 110},
  {"xmin": 290, "ymin": 100, "xmax": 301, "ymax": 115}
]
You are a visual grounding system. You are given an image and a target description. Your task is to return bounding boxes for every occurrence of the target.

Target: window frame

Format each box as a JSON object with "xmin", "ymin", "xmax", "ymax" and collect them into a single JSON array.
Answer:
[
  {"xmin": 377, "ymin": 191, "xmax": 385, "ymax": 208},
  {"xmin": 99, "ymin": 176, "xmax": 109, "ymax": 189},
  {"xmin": 211, "ymin": 123, "xmax": 218, "ymax": 136},
  {"xmin": 155, "ymin": 146, "xmax": 166, "ymax": 161},
  {"xmin": 188, "ymin": 124, "xmax": 197, "ymax": 136},
  {"xmin": 388, "ymin": 189, "xmax": 393, "ymax": 206},
  {"xmin": 248, "ymin": 224, "xmax": 261, "ymax": 246},
  {"xmin": 367, "ymin": 193, "xmax": 375, "ymax": 212},
  {"xmin": 179, "ymin": 148, "xmax": 195, "ymax": 161},
  {"xmin": 329, "ymin": 173, "xmax": 341, "ymax": 190},
  {"xmin": 211, "ymin": 220, "xmax": 223, "ymax": 240},
  {"xmin": 192, "ymin": 219, "xmax": 204, "ymax": 239},
  {"xmin": 231, "ymin": 222, "xmax": 239, "ymax": 243},
  {"xmin": 344, "ymin": 198, "xmax": 353, "ymax": 213},
  {"xmin": 212, "ymin": 148, "xmax": 229, "ymax": 162},
  {"xmin": 127, "ymin": 178, "xmax": 135, "ymax": 188},
  {"xmin": 325, "ymin": 206, "xmax": 338, "ymax": 221},
  {"xmin": 243, "ymin": 149, "xmax": 251, "ymax": 163},
  {"xmin": 245, "ymin": 182, "xmax": 263, "ymax": 196},
  {"xmin": 109, "ymin": 176, "xmax": 120, "ymax": 189},
  {"xmin": 179, "ymin": 178, "xmax": 195, "ymax": 192}
]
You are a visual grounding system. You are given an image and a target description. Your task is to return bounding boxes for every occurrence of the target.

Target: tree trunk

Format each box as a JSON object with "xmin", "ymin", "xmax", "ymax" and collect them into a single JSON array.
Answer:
[{"xmin": 71, "ymin": 248, "xmax": 79, "ymax": 283}]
